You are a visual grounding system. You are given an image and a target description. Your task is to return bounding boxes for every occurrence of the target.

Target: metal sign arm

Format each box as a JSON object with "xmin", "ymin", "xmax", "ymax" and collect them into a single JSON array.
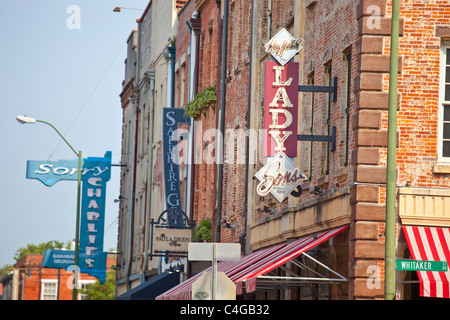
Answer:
[
  {"xmin": 296, "ymin": 76, "xmax": 338, "ymax": 152},
  {"xmin": 298, "ymin": 77, "xmax": 338, "ymax": 102},
  {"xmin": 298, "ymin": 126, "xmax": 336, "ymax": 152}
]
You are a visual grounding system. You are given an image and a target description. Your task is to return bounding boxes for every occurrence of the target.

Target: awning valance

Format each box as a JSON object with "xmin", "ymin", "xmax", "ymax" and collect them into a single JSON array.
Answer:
[
  {"xmin": 156, "ymin": 225, "xmax": 348, "ymax": 300},
  {"xmin": 116, "ymin": 270, "xmax": 180, "ymax": 300},
  {"xmin": 402, "ymin": 226, "xmax": 450, "ymax": 298}
]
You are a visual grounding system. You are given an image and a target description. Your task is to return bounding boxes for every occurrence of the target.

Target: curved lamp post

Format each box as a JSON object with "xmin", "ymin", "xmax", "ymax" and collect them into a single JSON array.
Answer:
[
  {"xmin": 113, "ymin": 7, "xmax": 143, "ymax": 12},
  {"xmin": 16, "ymin": 115, "xmax": 82, "ymax": 300}
]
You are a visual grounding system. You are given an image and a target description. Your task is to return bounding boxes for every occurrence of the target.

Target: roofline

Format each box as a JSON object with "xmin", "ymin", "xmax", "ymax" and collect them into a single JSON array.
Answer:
[{"xmin": 137, "ymin": 0, "xmax": 152, "ymax": 22}]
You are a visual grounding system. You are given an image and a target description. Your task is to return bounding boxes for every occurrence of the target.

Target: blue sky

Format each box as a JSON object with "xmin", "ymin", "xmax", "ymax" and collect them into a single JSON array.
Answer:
[{"xmin": 0, "ymin": 0, "xmax": 149, "ymax": 267}]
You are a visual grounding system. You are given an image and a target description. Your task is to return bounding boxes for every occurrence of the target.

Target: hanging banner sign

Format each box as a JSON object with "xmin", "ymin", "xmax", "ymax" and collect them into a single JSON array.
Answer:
[
  {"xmin": 42, "ymin": 249, "xmax": 74, "ymax": 269},
  {"xmin": 255, "ymin": 151, "xmax": 307, "ymax": 202},
  {"xmin": 153, "ymin": 227, "xmax": 191, "ymax": 252},
  {"xmin": 264, "ymin": 28, "xmax": 303, "ymax": 66},
  {"xmin": 163, "ymin": 108, "xmax": 189, "ymax": 213},
  {"xmin": 27, "ymin": 159, "xmax": 82, "ymax": 187},
  {"xmin": 258, "ymin": 29, "xmax": 305, "ymax": 202},
  {"xmin": 265, "ymin": 61, "xmax": 299, "ymax": 157},
  {"xmin": 79, "ymin": 152, "xmax": 111, "ymax": 284},
  {"xmin": 149, "ymin": 208, "xmax": 193, "ymax": 259},
  {"xmin": 26, "ymin": 152, "xmax": 111, "ymax": 283}
]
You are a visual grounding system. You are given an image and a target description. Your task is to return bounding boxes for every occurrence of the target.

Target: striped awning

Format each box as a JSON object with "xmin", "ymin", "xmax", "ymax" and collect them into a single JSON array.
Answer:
[
  {"xmin": 156, "ymin": 225, "xmax": 348, "ymax": 300},
  {"xmin": 402, "ymin": 226, "xmax": 450, "ymax": 298}
]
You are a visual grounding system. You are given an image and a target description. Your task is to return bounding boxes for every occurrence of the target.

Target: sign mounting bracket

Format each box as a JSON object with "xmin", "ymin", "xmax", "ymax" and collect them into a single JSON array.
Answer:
[
  {"xmin": 296, "ymin": 76, "xmax": 338, "ymax": 151},
  {"xmin": 298, "ymin": 77, "xmax": 338, "ymax": 102},
  {"xmin": 297, "ymin": 126, "xmax": 336, "ymax": 152}
]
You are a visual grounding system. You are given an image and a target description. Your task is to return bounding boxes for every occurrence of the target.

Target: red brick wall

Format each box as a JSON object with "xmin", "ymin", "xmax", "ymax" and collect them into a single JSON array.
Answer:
[
  {"xmin": 220, "ymin": 0, "xmax": 254, "ymax": 243},
  {"xmin": 391, "ymin": 0, "xmax": 449, "ymax": 188},
  {"xmin": 194, "ymin": 0, "xmax": 220, "ymax": 227},
  {"xmin": 175, "ymin": 1, "xmax": 221, "ymax": 232},
  {"xmin": 16, "ymin": 254, "xmax": 115, "ymax": 300}
]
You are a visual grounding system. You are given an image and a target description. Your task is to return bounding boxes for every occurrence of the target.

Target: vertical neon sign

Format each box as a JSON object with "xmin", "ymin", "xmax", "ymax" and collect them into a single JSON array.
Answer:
[{"xmin": 264, "ymin": 61, "xmax": 299, "ymax": 157}]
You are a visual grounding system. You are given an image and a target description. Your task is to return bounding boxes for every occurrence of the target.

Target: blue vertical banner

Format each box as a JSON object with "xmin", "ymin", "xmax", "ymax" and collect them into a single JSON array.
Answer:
[
  {"xmin": 162, "ymin": 108, "xmax": 188, "ymax": 218},
  {"xmin": 26, "ymin": 151, "xmax": 112, "ymax": 283},
  {"xmin": 79, "ymin": 152, "xmax": 111, "ymax": 283}
]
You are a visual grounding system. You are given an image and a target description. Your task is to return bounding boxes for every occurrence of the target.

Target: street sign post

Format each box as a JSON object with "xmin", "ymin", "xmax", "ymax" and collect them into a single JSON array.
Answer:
[
  {"xmin": 396, "ymin": 259, "xmax": 448, "ymax": 272},
  {"xmin": 188, "ymin": 243, "xmax": 240, "ymax": 300},
  {"xmin": 192, "ymin": 272, "xmax": 236, "ymax": 300}
]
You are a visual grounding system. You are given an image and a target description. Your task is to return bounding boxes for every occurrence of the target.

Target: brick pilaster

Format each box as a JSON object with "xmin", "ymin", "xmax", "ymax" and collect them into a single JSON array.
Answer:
[{"xmin": 350, "ymin": 0, "xmax": 403, "ymax": 300}]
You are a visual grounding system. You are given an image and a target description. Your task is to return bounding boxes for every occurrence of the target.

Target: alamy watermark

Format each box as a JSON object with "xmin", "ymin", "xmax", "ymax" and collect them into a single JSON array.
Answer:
[
  {"xmin": 66, "ymin": 5, "xmax": 81, "ymax": 30},
  {"xmin": 366, "ymin": 265, "xmax": 382, "ymax": 290},
  {"xmin": 168, "ymin": 121, "xmax": 271, "ymax": 166},
  {"xmin": 366, "ymin": 5, "xmax": 382, "ymax": 30}
]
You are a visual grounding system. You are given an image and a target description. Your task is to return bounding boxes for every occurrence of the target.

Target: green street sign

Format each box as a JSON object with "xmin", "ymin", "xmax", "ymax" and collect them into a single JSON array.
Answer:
[{"xmin": 396, "ymin": 259, "xmax": 448, "ymax": 272}]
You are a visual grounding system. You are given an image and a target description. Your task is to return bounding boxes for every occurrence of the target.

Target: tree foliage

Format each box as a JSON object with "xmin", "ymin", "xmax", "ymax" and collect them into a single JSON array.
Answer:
[
  {"xmin": 13, "ymin": 241, "xmax": 71, "ymax": 262},
  {"xmin": 79, "ymin": 270, "xmax": 115, "ymax": 300},
  {"xmin": 0, "ymin": 265, "xmax": 13, "ymax": 277}
]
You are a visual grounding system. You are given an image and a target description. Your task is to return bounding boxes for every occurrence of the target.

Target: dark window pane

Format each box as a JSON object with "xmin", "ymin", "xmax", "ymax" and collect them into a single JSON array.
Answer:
[
  {"xmin": 447, "ymin": 67, "xmax": 450, "ymax": 83},
  {"xmin": 447, "ymin": 49, "xmax": 450, "ymax": 65},
  {"xmin": 445, "ymin": 106, "xmax": 450, "ymax": 122},
  {"xmin": 443, "ymin": 141, "xmax": 450, "ymax": 158},
  {"xmin": 446, "ymin": 85, "xmax": 450, "ymax": 101},
  {"xmin": 444, "ymin": 123, "xmax": 450, "ymax": 139}
]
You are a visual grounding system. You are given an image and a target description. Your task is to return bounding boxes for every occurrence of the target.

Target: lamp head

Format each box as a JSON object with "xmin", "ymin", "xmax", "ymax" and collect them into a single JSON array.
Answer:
[{"xmin": 16, "ymin": 115, "xmax": 37, "ymax": 124}]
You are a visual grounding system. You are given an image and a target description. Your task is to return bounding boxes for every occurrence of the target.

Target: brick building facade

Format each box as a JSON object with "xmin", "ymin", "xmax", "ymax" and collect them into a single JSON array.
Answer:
[
  {"xmin": 117, "ymin": 0, "xmax": 450, "ymax": 300},
  {"xmin": 245, "ymin": 0, "xmax": 450, "ymax": 300},
  {"xmin": 11, "ymin": 254, "xmax": 115, "ymax": 300}
]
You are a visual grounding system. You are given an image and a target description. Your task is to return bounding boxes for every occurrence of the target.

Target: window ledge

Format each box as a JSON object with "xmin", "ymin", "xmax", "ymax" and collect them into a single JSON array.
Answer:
[{"xmin": 433, "ymin": 164, "xmax": 450, "ymax": 174}]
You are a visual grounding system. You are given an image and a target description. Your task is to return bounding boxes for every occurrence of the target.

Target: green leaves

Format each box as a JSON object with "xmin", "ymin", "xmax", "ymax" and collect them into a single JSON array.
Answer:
[
  {"xmin": 13, "ymin": 241, "xmax": 70, "ymax": 262},
  {"xmin": 184, "ymin": 86, "xmax": 216, "ymax": 119},
  {"xmin": 192, "ymin": 219, "xmax": 212, "ymax": 242}
]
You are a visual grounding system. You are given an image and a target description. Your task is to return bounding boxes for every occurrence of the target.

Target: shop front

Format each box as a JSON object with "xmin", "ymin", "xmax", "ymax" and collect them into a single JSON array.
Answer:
[
  {"xmin": 156, "ymin": 225, "xmax": 349, "ymax": 300},
  {"xmin": 397, "ymin": 187, "xmax": 450, "ymax": 299}
]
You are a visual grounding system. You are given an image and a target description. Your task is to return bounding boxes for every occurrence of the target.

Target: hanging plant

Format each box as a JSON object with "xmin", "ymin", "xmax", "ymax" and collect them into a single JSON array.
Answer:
[
  {"xmin": 192, "ymin": 219, "xmax": 212, "ymax": 242},
  {"xmin": 184, "ymin": 86, "xmax": 216, "ymax": 119}
]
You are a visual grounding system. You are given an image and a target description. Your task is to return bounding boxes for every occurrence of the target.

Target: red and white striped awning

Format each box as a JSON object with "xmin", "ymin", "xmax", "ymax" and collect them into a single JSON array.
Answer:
[
  {"xmin": 156, "ymin": 225, "xmax": 348, "ymax": 300},
  {"xmin": 402, "ymin": 226, "xmax": 450, "ymax": 298}
]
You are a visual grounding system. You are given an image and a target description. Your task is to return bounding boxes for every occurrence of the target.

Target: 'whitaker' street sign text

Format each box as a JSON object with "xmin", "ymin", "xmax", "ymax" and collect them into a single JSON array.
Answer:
[{"xmin": 396, "ymin": 259, "xmax": 448, "ymax": 272}]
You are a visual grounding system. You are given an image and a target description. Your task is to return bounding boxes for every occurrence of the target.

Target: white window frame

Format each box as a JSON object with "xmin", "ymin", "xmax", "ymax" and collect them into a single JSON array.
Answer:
[
  {"xmin": 439, "ymin": 42, "xmax": 450, "ymax": 163},
  {"xmin": 40, "ymin": 279, "xmax": 58, "ymax": 300},
  {"xmin": 78, "ymin": 279, "xmax": 96, "ymax": 300}
]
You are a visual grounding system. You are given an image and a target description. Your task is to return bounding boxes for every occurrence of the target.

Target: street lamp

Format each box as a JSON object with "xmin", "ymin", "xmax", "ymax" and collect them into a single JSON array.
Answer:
[
  {"xmin": 26, "ymin": 258, "xmax": 41, "ymax": 300},
  {"xmin": 16, "ymin": 115, "xmax": 82, "ymax": 301},
  {"xmin": 113, "ymin": 7, "xmax": 143, "ymax": 12}
]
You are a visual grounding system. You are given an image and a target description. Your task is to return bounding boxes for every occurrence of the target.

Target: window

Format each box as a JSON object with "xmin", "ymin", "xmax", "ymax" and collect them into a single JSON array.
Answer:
[
  {"xmin": 41, "ymin": 280, "xmax": 58, "ymax": 300},
  {"xmin": 324, "ymin": 63, "xmax": 332, "ymax": 175},
  {"xmin": 344, "ymin": 50, "xmax": 352, "ymax": 167},
  {"xmin": 307, "ymin": 74, "xmax": 314, "ymax": 180},
  {"xmin": 440, "ymin": 43, "xmax": 450, "ymax": 162},
  {"xmin": 78, "ymin": 280, "xmax": 96, "ymax": 300}
]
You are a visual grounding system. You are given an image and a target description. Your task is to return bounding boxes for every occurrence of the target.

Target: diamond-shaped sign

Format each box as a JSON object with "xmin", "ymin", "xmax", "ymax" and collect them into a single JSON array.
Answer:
[
  {"xmin": 255, "ymin": 152, "xmax": 307, "ymax": 202},
  {"xmin": 265, "ymin": 28, "xmax": 303, "ymax": 66}
]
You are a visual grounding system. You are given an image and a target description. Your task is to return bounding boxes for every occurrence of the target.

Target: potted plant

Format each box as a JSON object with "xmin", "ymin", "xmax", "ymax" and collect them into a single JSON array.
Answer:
[
  {"xmin": 184, "ymin": 86, "xmax": 216, "ymax": 119},
  {"xmin": 192, "ymin": 219, "xmax": 212, "ymax": 242}
]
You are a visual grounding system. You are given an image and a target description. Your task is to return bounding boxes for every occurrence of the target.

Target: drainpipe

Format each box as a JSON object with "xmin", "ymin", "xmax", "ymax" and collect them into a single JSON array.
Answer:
[
  {"xmin": 385, "ymin": 0, "xmax": 400, "ymax": 300},
  {"xmin": 186, "ymin": 12, "xmax": 201, "ymax": 221},
  {"xmin": 126, "ymin": 95, "xmax": 138, "ymax": 288},
  {"xmin": 166, "ymin": 46, "xmax": 176, "ymax": 108},
  {"xmin": 242, "ymin": 0, "xmax": 255, "ymax": 252},
  {"xmin": 215, "ymin": 0, "xmax": 229, "ymax": 242},
  {"xmin": 141, "ymin": 70, "xmax": 155, "ymax": 284}
]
